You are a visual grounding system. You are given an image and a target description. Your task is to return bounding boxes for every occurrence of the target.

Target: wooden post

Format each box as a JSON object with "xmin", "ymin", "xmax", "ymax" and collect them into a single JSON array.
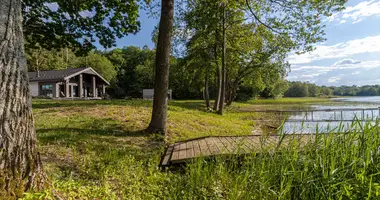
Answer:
[
  {"xmin": 92, "ymin": 76, "xmax": 97, "ymax": 97},
  {"xmin": 55, "ymin": 83, "xmax": 60, "ymax": 98},
  {"xmin": 305, "ymin": 111, "xmax": 308, "ymax": 121},
  {"xmin": 65, "ymin": 80, "xmax": 69, "ymax": 98},
  {"xmin": 341, "ymin": 111, "xmax": 343, "ymax": 121},
  {"xmin": 363, "ymin": 109, "xmax": 365, "ymax": 120},
  {"xmin": 70, "ymin": 85, "xmax": 74, "ymax": 98},
  {"xmin": 102, "ymin": 84, "xmax": 106, "ymax": 96},
  {"xmin": 311, "ymin": 111, "xmax": 313, "ymax": 121},
  {"xmin": 79, "ymin": 74, "xmax": 83, "ymax": 98}
]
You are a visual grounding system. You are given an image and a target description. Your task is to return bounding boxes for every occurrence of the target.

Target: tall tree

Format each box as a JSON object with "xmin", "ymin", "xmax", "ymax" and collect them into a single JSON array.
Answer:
[
  {"xmin": 1, "ymin": 0, "xmax": 144, "ymax": 196},
  {"xmin": 0, "ymin": 0, "xmax": 45, "ymax": 197},
  {"xmin": 218, "ymin": 3, "xmax": 227, "ymax": 115},
  {"xmin": 147, "ymin": 0, "xmax": 174, "ymax": 134}
]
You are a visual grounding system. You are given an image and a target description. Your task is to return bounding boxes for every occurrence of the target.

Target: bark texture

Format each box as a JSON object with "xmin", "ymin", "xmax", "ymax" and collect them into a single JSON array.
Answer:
[
  {"xmin": 0, "ymin": 0, "xmax": 45, "ymax": 197},
  {"xmin": 147, "ymin": 0, "xmax": 174, "ymax": 134}
]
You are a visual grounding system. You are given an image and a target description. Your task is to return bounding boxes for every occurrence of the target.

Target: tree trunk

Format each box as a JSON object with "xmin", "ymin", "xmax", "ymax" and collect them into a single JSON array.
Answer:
[
  {"xmin": 226, "ymin": 79, "xmax": 239, "ymax": 106},
  {"xmin": 147, "ymin": 0, "xmax": 174, "ymax": 134},
  {"xmin": 0, "ymin": 0, "xmax": 46, "ymax": 197},
  {"xmin": 218, "ymin": 4, "xmax": 226, "ymax": 115},
  {"xmin": 213, "ymin": 29, "xmax": 221, "ymax": 111},
  {"xmin": 204, "ymin": 67, "xmax": 210, "ymax": 108}
]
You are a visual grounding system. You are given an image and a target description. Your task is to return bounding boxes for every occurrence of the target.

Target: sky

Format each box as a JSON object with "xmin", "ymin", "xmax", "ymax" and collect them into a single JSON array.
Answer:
[
  {"xmin": 111, "ymin": 0, "xmax": 380, "ymax": 87},
  {"xmin": 287, "ymin": 0, "xmax": 380, "ymax": 86}
]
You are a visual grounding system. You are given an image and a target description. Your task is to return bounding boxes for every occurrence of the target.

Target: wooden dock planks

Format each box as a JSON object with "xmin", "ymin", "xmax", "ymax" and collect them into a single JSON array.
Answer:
[{"xmin": 161, "ymin": 134, "xmax": 316, "ymax": 166}]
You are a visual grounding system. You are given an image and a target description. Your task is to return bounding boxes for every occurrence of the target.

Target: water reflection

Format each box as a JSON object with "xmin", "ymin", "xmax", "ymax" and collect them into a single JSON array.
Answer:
[{"xmin": 281, "ymin": 97, "xmax": 380, "ymax": 134}]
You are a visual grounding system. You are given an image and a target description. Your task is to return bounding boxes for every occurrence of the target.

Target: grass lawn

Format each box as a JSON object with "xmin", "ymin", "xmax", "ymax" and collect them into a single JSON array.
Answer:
[
  {"xmin": 28, "ymin": 99, "xmax": 262, "ymax": 199},
  {"xmin": 27, "ymin": 98, "xmax": 380, "ymax": 199}
]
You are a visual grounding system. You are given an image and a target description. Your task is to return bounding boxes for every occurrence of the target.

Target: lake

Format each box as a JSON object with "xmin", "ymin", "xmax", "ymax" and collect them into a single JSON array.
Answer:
[{"xmin": 281, "ymin": 97, "xmax": 380, "ymax": 134}]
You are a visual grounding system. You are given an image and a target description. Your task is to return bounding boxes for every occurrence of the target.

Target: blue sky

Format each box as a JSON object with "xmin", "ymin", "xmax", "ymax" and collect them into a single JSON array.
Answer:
[
  {"xmin": 111, "ymin": 10, "xmax": 158, "ymax": 49},
  {"xmin": 111, "ymin": 0, "xmax": 380, "ymax": 86},
  {"xmin": 287, "ymin": 0, "xmax": 380, "ymax": 86}
]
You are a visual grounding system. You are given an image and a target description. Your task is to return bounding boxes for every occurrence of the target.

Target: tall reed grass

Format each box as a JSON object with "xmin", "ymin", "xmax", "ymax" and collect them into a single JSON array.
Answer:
[{"xmin": 166, "ymin": 120, "xmax": 380, "ymax": 199}]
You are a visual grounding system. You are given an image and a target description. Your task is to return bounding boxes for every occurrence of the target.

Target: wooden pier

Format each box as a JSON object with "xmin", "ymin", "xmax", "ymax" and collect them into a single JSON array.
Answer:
[{"xmin": 160, "ymin": 134, "xmax": 314, "ymax": 167}]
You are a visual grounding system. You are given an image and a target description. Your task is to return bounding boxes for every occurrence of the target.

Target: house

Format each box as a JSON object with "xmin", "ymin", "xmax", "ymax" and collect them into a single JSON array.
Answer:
[{"xmin": 28, "ymin": 67, "xmax": 109, "ymax": 99}]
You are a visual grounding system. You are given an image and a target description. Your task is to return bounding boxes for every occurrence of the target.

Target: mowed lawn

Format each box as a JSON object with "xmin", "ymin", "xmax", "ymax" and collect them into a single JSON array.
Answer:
[{"xmin": 30, "ymin": 99, "xmax": 260, "ymax": 199}]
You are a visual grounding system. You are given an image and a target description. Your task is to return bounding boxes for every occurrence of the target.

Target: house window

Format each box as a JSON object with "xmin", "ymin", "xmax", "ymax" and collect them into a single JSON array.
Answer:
[{"xmin": 40, "ymin": 84, "xmax": 53, "ymax": 97}]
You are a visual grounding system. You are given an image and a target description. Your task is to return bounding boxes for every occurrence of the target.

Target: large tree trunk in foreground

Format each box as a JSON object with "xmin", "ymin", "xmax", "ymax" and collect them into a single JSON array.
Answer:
[
  {"xmin": 147, "ymin": 0, "xmax": 174, "ymax": 134},
  {"xmin": 0, "ymin": 0, "xmax": 46, "ymax": 197},
  {"xmin": 218, "ymin": 4, "xmax": 226, "ymax": 115}
]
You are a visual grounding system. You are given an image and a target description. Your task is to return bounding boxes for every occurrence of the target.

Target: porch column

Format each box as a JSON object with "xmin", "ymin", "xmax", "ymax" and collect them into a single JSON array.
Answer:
[
  {"xmin": 79, "ymin": 74, "xmax": 83, "ymax": 98},
  {"xmin": 65, "ymin": 80, "xmax": 69, "ymax": 98},
  {"xmin": 102, "ymin": 84, "xmax": 106, "ymax": 96},
  {"xmin": 70, "ymin": 85, "xmax": 74, "ymax": 98},
  {"xmin": 55, "ymin": 83, "xmax": 60, "ymax": 97},
  {"xmin": 92, "ymin": 76, "xmax": 97, "ymax": 97},
  {"xmin": 84, "ymin": 87, "xmax": 87, "ymax": 97}
]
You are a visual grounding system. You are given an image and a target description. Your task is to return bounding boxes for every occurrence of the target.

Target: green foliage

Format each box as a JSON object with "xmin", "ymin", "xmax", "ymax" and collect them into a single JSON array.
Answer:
[
  {"xmin": 284, "ymin": 81, "xmax": 310, "ymax": 97},
  {"xmin": 23, "ymin": 0, "xmax": 145, "ymax": 53},
  {"xmin": 331, "ymin": 85, "xmax": 380, "ymax": 96},
  {"xmin": 26, "ymin": 47, "xmax": 117, "ymax": 81},
  {"xmin": 246, "ymin": 0, "xmax": 347, "ymax": 53},
  {"xmin": 26, "ymin": 47, "xmax": 79, "ymax": 71},
  {"xmin": 284, "ymin": 82, "xmax": 380, "ymax": 97},
  {"xmin": 179, "ymin": 0, "xmax": 291, "ymax": 104},
  {"xmin": 105, "ymin": 46, "xmax": 156, "ymax": 98},
  {"xmin": 77, "ymin": 52, "xmax": 117, "ymax": 81}
]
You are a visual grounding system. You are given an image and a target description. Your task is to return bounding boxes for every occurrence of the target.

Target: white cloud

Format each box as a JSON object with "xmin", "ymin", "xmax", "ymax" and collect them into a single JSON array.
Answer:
[
  {"xmin": 326, "ymin": 1, "xmax": 380, "ymax": 24},
  {"xmin": 342, "ymin": 0, "xmax": 380, "ymax": 23},
  {"xmin": 288, "ymin": 35, "xmax": 380, "ymax": 64},
  {"xmin": 328, "ymin": 76, "xmax": 341, "ymax": 83},
  {"xmin": 333, "ymin": 58, "xmax": 361, "ymax": 66},
  {"xmin": 287, "ymin": 59, "xmax": 380, "ymax": 86}
]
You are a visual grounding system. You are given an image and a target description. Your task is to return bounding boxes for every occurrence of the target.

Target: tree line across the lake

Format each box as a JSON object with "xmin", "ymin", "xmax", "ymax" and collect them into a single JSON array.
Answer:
[{"xmin": 284, "ymin": 81, "xmax": 380, "ymax": 98}]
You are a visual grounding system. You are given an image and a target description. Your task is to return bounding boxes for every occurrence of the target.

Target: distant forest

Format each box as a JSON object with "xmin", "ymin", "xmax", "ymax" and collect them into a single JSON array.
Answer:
[{"xmin": 284, "ymin": 81, "xmax": 380, "ymax": 98}]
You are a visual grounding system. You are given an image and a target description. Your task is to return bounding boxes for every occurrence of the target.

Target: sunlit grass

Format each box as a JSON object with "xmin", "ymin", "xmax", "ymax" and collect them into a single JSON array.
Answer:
[{"xmin": 25, "ymin": 98, "xmax": 380, "ymax": 199}]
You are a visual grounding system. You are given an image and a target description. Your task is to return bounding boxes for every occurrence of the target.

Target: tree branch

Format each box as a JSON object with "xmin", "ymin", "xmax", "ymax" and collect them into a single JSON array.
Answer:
[{"xmin": 245, "ymin": 0, "xmax": 282, "ymax": 34}]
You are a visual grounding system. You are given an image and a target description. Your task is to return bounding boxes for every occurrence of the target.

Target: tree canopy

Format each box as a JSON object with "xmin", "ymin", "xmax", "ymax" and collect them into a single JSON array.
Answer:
[{"xmin": 22, "ymin": 0, "xmax": 146, "ymax": 53}]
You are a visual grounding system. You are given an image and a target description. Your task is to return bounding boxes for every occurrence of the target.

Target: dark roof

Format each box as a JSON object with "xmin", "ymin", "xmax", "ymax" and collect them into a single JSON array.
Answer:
[{"xmin": 28, "ymin": 67, "xmax": 87, "ymax": 82}]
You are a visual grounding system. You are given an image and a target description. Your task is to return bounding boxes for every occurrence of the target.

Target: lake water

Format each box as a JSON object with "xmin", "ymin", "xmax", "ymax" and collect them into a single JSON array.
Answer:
[{"xmin": 281, "ymin": 97, "xmax": 380, "ymax": 134}]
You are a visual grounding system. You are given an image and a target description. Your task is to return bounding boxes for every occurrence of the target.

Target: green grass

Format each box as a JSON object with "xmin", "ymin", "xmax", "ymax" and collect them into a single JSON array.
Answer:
[
  {"xmin": 25, "ymin": 98, "xmax": 380, "ymax": 199},
  {"xmin": 25, "ymin": 99, "xmax": 260, "ymax": 199}
]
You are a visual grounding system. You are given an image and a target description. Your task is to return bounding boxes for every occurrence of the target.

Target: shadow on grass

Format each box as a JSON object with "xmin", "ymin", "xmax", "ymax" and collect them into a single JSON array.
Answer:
[
  {"xmin": 37, "ymin": 127, "xmax": 150, "ymax": 141},
  {"xmin": 33, "ymin": 98, "xmax": 209, "ymax": 112},
  {"xmin": 168, "ymin": 100, "xmax": 207, "ymax": 111}
]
